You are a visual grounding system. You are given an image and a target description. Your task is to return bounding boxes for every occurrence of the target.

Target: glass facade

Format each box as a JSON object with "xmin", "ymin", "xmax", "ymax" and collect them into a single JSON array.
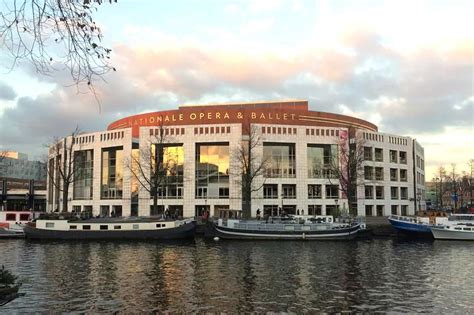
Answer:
[
  {"xmin": 195, "ymin": 143, "xmax": 229, "ymax": 199},
  {"xmin": 307, "ymin": 144, "xmax": 337, "ymax": 178},
  {"xmin": 154, "ymin": 144, "xmax": 184, "ymax": 199},
  {"xmin": 264, "ymin": 143, "xmax": 296, "ymax": 178},
  {"xmin": 101, "ymin": 147, "xmax": 123, "ymax": 199},
  {"xmin": 73, "ymin": 150, "xmax": 93, "ymax": 200}
]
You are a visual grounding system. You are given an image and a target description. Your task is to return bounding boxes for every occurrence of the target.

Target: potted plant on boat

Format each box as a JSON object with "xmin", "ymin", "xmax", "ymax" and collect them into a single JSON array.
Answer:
[{"xmin": 0, "ymin": 265, "xmax": 22, "ymax": 306}]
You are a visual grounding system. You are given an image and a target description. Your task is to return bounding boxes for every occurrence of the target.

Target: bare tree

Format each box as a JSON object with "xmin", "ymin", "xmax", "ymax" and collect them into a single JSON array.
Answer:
[
  {"xmin": 46, "ymin": 127, "xmax": 82, "ymax": 212},
  {"xmin": 233, "ymin": 123, "xmax": 268, "ymax": 219},
  {"xmin": 127, "ymin": 124, "xmax": 180, "ymax": 216},
  {"xmin": 325, "ymin": 128, "xmax": 365, "ymax": 216},
  {"xmin": 0, "ymin": 0, "xmax": 116, "ymax": 89},
  {"xmin": 435, "ymin": 166, "xmax": 448, "ymax": 208}
]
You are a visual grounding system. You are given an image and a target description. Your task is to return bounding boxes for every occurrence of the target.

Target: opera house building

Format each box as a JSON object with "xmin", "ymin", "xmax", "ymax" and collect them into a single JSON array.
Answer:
[{"xmin": 46, "ymin": 100, "xmax": 426, "ymax": 218}]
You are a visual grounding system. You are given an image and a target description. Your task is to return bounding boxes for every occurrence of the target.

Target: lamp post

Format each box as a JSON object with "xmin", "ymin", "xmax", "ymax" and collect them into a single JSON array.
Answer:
[
  {"xmin": 334, "ymin": 198, "xmax": 339, "ymax": 218},
  {"xmin": 416, "ymin": 191, "xmax": 422, "ymax": 212},
  {"xmin": 280, "ymin": 192, "xmax": 284, "ymax": 217}
]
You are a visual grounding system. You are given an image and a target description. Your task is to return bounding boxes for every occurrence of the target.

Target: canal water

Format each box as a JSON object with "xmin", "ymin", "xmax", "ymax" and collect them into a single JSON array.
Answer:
[{"xmin": 1, "ymin": 238, "xmax": 473, "ymax": 313}]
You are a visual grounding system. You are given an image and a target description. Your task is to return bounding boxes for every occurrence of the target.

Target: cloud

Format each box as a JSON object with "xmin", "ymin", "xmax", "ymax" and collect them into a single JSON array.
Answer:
[
  {"xmin": 0, "ymin": 81, "xmax": 17, "ymax": 100},
  {"xmin": 0, "ymin": 27, "xmax": 472, "ymax": 166}
]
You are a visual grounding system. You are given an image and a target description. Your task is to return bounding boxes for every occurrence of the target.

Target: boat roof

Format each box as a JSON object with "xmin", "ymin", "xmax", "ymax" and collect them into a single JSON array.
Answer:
[{"xmin": 37, "ymin": 217, "xmax": 185, "ymax": 224}]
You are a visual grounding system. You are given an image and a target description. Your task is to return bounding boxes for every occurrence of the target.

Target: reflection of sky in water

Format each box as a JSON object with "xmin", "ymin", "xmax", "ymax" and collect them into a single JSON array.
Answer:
[{"xmin": 1, "ymin": 239, "xmax": 473, "ymax": 313}]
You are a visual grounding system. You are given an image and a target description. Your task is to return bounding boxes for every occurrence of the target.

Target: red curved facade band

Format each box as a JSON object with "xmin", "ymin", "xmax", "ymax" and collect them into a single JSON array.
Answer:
[{"xmin": 107, "ymin": 100, "xmax": 378, "ymax": 137}]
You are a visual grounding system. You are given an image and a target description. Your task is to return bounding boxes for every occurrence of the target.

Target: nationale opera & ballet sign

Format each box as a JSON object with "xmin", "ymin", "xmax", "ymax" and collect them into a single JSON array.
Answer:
[{"xmin": 126, "ymin": 110, "xmax": 299, "ymax": 126}]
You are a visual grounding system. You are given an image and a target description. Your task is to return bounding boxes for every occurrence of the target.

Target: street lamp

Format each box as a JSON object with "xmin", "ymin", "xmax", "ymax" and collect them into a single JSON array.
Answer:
[
  {"xmin": 280, "ymin": 192, "xmax": 284, "ymax": 217},
  {"xmin": 416, "ymin": 191, "xmax": 422, "ymax": 212},
  {"xmin": 334, "ymin": 198, "xmax": 339, "ymax": 218}
]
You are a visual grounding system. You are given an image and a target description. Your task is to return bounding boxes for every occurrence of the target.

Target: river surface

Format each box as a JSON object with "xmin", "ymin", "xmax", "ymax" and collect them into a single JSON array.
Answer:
[{"xmin": 1, "ymin": 238, "xmax": 473, "ymax": 313}]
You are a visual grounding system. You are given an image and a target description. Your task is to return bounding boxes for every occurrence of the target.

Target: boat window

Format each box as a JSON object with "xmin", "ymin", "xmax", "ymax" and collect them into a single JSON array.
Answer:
[
  {"xmin": 70, "ymin": 225, "xmax": 77, "ymax": 230},
  {"xmin": 100, "ymin": 225, "xmax": 108, "ymax": 230},
  {"xmin": 6, "ymin": 213, "xmax": 16, "ymax": 221},
  {"xmin": 45, "ymin": 222, "xmax": 55, "ymax": 228},
  {"xmin": 83, "ymin": 225, "xmax": 91, "ymax": 230},
  {"xmin": 156, "ymin": 224, "xmax": 162, "ymax": 228},
  {"xmin": 19, "ymin": 214, "xmax": 30, "ymax": 221},
  {"xmin": 463, "ymin": 228, "xmax": 471, "ymax": 231},
  {"xmin": 114, "ymin": 225, "xmax": 121, "ymax": 230},
  {"xmin": 133, "ymin": 224, "xmax": 139, "ymax": 230},
  {"xmin": 454, "ymin": 227, "xmax": 462, "ymax": 230}
]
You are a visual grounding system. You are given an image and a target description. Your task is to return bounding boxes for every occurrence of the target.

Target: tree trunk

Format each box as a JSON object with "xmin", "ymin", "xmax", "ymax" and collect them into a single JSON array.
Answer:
[
  {"xmin": 62, "ymin": 186, "xmax": 68, "ymax": 212},
  {"xmin": 153, "ymin": 193, "xmax": 158, "ymax": 216},
  {"xmin": 241, "ymin": 181, "xmax": 252, "ymax": 219}
]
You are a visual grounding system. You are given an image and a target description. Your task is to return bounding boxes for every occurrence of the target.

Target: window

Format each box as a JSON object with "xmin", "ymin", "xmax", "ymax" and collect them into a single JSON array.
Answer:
[
  {"xmin": 114, "ymin": 225, "xmax": 121, "ymax": 230},
  {"xmin": 390, "ymin": 168, "xmax": 398, "ymax": 181},
  {"xmin": 263, "ymin": 184, "xmax": 278, "ymax": 199},
  {"xmin": 308, "ymin": 205, "xmax": 322, "ymax": 215},
  {"xmin": 100, "ymin": 225, "xmax": 108, "ymax": 230},
  {"xmin": 73, "ymin": 150, "xmax": 94, "ymax": 200},
  {"xmin": 400, "ymin": 169, "xmax": 407, "ymax": 182},
  {"xmin": 374, "ymin": 148, "xmax": 383, "ymax": 162},
  {"xmin": 364, "ymin": 147, "xmax": 373, "ymax": 161},
  {"xmin": 391, "ymin": 205, "xmax": 398, "ymax": 215},
  {"xmin": 101, "ymin": 147, "xmax": 124, "ymax": 199},
  {"xmin": 391, "ymin": 187, "xmax": 398, "ymax": 200},
  {"xmin": 375, "ymin": 186, "xmax": 384, "ymax": 199},
  {"xmin": 19, "ymin": 214, "xmax": 30, "ymax": 221},
  {"xmin": 196, "ymin": 143, "xmax": 229, "ymax": 198},
  {"xmin": 307, "ymin": 144, "xmax": 337, "ymax": 178},
  {"xmin": 45, "ymin": 222, "xmax": 55, "ymax": 228},
  {"xmin": 70, "ymin": 225, "xmax": 77, "ymax": 230},
  {"xmin": 282, "ymin": 184, "xmax": 296, "ymax": 199},
  {"xmin": 133, "ymin": 224, "xmax": 139, "ymax": 230},
  {"xmin": 365, "ymin": 186, "xmax": 374, "ymax": 199},
  {"xmin": 399, "ymin": 151, "xmax": 407, "ymax": 164},
  {"xmin": 365, "ymin": 205, "xmax": 373, "ymax": 216},
  {"xmin": 219, "ymin": 187, "xmax": 229, "ymax": 198},
  {"xmin": 308, "ymin": 185, "xmax": 322, "ymax": 199},
  {"xmin": 364, "ymin": 166, "xmax": 374, "ymax": 180},
  {"xmin": 264, "ymin": 143, "xmax": 296, "ymax": 178},
  {"xmin": 390, "ymin": 150, "xmax": 398, "ymax": 163},
  {"xmin": 376, "ymin": 205, "xmax": 384, "ymax": 216},
  {"xmin": 325, "ymin": 185, "xmax": 339, "ymax": 199},
  {"xmin": 401, "ymin": 205, "xmax": 408, "ymax": 216},
  {"xmin": 375, "ymin": 167, "xmax": 384, "ymax": 180},
  {"xmin": 83, "ymin": 225, "xmax": 91, "ymax": 230},
  {"xmin": 400, "ymin": 187, "xmax": 408, "ymax": 200}
]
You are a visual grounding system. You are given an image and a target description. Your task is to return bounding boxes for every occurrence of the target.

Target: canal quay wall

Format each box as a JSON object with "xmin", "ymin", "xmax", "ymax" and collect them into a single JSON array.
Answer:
[{"xmin": 364, "ymin": 216, "xmax": 396, "ymax": 237}]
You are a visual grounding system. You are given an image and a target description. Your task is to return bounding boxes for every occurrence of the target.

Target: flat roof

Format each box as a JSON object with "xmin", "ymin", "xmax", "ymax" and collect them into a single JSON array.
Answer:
[{"xmin": 179, "ymin": 99, "xmax": 307, "ymax": 108}]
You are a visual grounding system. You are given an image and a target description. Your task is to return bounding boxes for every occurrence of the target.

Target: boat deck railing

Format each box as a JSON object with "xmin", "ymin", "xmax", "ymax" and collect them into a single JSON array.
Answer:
[
  {"xmin": 389, "ymin": 215, "xmax": 421, "ymax": 223},
  {"xmin": 227, "ymin": 221, "xmax": 355, "ymax": 231}
]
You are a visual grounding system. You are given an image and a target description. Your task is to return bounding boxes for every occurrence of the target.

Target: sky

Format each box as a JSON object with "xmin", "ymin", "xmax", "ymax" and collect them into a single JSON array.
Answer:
[{"xmin": 0, "ymin": 0, "xmax": 473, "ymax": 180}]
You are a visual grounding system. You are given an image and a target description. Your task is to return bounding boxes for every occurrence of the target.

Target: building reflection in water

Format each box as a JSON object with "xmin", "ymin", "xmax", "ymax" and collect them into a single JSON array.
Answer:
[{"xmin": 2, "ymin": 238, "xmax": 473, "ymax": 313}]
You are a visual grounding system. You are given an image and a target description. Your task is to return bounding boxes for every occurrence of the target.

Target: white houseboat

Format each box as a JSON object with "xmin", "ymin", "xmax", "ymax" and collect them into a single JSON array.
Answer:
[
  {"xmin": 23, "ymin": 217, "xmax": 196, "ymax": 240},
  {"xmin": 213, "ymin": 215, "xmax": 362, "ymax": 240}
]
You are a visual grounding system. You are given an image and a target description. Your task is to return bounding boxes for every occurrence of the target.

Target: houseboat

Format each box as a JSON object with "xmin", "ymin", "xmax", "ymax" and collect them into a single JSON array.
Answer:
[
  {"xmin": 430, "ymin": 214, "xmax": 474, "ymax": 240},
  {"xmin": 388, "ymin": 211, "xmax": 449, "ymax": 236},
  {"xmin": 23, "ymin": 217, "xmax": 196, "ymax": 240},
  {"xmin": 212, "ymin": 215, "xmax": 362, "ymax": 240},
  {"xmin": 0, "ymin": 211, "xmax": 39, "ymax": 238}
]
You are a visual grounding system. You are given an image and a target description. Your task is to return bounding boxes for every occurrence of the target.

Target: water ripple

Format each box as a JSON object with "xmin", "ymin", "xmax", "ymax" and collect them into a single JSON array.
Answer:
[{"xmin": 0, "ymin": 238, "xmax": 473, "ymax": 313}]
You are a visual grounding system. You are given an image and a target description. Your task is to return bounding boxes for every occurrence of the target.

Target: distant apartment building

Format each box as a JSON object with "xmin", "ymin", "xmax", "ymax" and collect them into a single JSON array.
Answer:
[
  {"xmin": 0, "ymin": 151, "xmax": 46, "ymax": 181},
  {"xmin": 0, "ymin": 152, "xmax": 47, "ymax": 211}
]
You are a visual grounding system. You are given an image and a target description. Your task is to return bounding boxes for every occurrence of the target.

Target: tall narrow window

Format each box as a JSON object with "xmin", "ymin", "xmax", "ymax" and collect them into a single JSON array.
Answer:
[{"xmin": 101, "ymin": 147, "xmax": 123, "ymax": 199}]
